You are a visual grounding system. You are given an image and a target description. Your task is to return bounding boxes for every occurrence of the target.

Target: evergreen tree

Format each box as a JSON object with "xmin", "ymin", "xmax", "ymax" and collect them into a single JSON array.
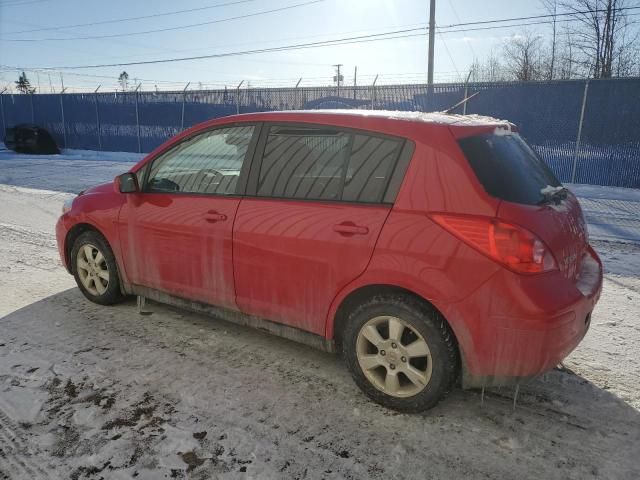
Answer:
[
  {"xmin": 15, "ymin": 72, "xmax": 36, "ymax": 94},
  {"xmin": 118, "ymin": 71, "xmax": 129, "ymax": 92}
]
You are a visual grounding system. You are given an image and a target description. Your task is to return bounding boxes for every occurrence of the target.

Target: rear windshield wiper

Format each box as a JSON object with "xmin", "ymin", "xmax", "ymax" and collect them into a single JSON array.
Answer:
[{"xmin": 538, "ymin": 186, "xmax": 568, "ymax": 205}]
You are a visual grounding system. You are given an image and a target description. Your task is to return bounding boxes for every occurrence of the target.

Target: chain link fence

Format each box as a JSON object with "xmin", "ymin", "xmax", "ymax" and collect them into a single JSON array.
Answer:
[{"xmin": 1, "ymin": 77, "xmax": 639, "ymax": 188}]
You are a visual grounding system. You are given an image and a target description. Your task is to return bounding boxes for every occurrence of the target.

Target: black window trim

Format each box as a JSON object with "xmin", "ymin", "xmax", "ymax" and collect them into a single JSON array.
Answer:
[
  {"xmin": 245, "ymin": 121, "xmax": 413, "ymax": 206},
  {"xmin": 383, "ymin": 139, "xmax": 415, "ymax": 204},
  {"xmin": 139, "ymin": 122, "xmax": 263, "ymax": 197}
]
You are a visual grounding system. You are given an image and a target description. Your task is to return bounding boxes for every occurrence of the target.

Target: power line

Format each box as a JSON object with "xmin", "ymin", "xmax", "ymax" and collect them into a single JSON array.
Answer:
[
  {"xmin": 10, "ymin": 28, "xmax": 429, "ymax": 69},
  {"xmin": 0, "ymin": 0, "xmax": 326, "ymax": 42},
  {"xmin": 4, "ymin": 2, "xmax": 638, "ymax": 44},
  {"xmin": 446, "ymin": 0, "xmax": 477, "ymax": 60},
  {"xmin": 439, "ymin": 11, "xmax": 640, "ymax": 35},
  {"xmin": 438, "ymin": 4, "xmax": 640, "ymax": 29},
  {"xmin": 436, "ymin": 30, "xmax": 461, "ymax": 81},
  {"xmin": 68, "ymin": 22, "xmax": 424, "ymax": 65},
  {"xmin": 3, "ymin": 0, "xmax": 260, "ymax": 35},
  {"xmin": 7, "ymin": 6, "xmax": 640, "ymax": 70}
]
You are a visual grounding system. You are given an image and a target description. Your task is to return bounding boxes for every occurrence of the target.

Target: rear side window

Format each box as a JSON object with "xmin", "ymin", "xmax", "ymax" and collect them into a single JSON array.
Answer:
[
  {"xmin": 458, "ymin": 133, "xmax": 561, "ymax": 205},
  {"xmin": 256, "ymin": 125, "xmax": 405, "ymax": 203},
  {"xmin": 257, "ymin": 127, "xmax": 350, "ymax": 201},
  {"xmin": 343, "ymin": 134, "xmax": 401, "ymax": 203}
]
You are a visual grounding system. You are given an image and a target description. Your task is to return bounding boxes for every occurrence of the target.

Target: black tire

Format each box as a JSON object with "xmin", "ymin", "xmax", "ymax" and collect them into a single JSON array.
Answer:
[
  {"xmin": 71, "ymin": 230, "xmax": 125, "ymax": 305},
  {"xmin": 342, "ymin": 294, "xmax": 459, "ymax": 413}
]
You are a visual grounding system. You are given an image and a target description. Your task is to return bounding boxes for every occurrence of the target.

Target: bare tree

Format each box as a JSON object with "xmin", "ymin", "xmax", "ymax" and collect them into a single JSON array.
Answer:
[
  {"xmin": 556, "ymin": 29, "xmax": 578, "ymax": 78},
  {"xmin": 469, "ymin": 49, "xmax": 508, "ymax": 82},
  {"xmin": 503, "ymin": 30, "xmax": 546, "ymax": 81},
  {"xmin": 542, "ymin": 0, "xmax": 560, "ymax": 79},
  {"xmin": 560, "ymin": 0, "xmax": 639, "ymax": 78}
]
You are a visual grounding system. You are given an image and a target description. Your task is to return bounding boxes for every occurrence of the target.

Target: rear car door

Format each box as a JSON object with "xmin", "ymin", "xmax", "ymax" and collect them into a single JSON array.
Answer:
[
  {"xmin": 119, "ymin": 124, "xmax": 258, "ymax": 309},
  {"xmin": 232, "ymin": 124, "xmax": 410, "ymax": 335}
]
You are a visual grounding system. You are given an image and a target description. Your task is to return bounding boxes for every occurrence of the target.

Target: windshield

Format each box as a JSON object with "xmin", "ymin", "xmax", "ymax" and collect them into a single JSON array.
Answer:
[{"xmin": 458, "ymin": 132, "xmax": 561, "ymax": 205}]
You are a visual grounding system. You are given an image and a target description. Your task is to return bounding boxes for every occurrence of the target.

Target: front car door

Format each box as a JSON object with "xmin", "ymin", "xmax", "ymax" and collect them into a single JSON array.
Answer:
[
  {"xmin": 232, "ymin": 124, "xmax": 410, "ymax": 335},
  {"xmin": 119, "ymin": 124, "xmax": 259, "ymax": 309}
]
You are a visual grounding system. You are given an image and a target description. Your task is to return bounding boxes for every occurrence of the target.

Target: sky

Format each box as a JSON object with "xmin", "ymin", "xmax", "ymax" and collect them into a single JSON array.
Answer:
[{"xmin": 0, "ymin": 0, "xmax": 550, "ymax": 92}]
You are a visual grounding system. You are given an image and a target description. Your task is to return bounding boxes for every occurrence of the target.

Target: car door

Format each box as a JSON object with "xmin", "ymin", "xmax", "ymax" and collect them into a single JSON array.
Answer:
[
  {"xmin": 232, "ymin": 124, "xmax": 408, "ymax": 335},
  {"xmin": 119, "ymin": 124, "xmax": 259, "ymax": 309}
]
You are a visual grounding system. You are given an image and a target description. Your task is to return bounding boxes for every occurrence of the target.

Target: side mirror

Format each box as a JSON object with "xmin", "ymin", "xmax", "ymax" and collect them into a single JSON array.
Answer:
[{"xmin": 117, "ymin": 172, "xmax": 139, "ymax": 193}]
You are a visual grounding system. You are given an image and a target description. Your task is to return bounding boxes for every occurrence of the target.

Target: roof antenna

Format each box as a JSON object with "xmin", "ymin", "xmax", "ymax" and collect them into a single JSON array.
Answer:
[{"xmin": 443, "ymin": 91, "xmax": 479, "ymax": 114}]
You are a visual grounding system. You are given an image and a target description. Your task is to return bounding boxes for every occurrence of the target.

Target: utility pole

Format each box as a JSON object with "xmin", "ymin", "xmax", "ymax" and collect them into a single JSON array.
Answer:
[
  {"xmin": 333, "ymin": 64, "xmax": 343, "ymax": 94},
  {"xmin": 427, "ymin": 0, "xmax": 436, "ymax": 87}
]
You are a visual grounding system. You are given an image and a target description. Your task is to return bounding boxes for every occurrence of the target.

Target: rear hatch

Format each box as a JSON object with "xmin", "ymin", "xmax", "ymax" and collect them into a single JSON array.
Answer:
[{"xmin": 457, "ymin": 129, "xmax": 588, "ymax": 280}]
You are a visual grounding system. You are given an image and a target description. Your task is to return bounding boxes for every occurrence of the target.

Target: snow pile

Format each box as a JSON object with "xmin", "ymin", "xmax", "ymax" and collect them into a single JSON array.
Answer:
[{"xmin": 275, "ymin": 109, "xmax": 513, "ymax": 127}]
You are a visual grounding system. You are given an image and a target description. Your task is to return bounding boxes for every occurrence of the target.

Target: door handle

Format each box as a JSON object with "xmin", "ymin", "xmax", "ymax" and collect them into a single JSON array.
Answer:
[
  {"xmin": 204, "ymin": 210, "xmax": 227, "ymax": 223},
  {"xmin": 333, "ymin": 222, "xmax": 369, "ymax": 236}
]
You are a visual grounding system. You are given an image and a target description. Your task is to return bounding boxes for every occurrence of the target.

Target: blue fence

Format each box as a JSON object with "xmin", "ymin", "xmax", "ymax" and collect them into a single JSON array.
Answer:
[{"xmin": 1, "ymin": 78, "xmax": 639, "ymax": 188}]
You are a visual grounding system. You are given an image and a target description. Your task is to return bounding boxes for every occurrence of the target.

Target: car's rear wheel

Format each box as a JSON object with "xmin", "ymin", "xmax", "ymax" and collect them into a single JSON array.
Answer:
[
  {"xmin": 71, "ymin": 231, "xmax": 125, "ymax": 305},
  {"xmin": 342, "ymin": 294, "xmax": 459, "ymax": 412}
]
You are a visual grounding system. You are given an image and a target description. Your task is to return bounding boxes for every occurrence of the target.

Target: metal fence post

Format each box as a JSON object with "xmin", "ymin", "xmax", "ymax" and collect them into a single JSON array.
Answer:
[
  {"xmin": 462, "ymin": 70, "xmax": 472, "ymax": 115},
  {"xmin": 236, "ymin": 80, "xmax": 244, "ymax": 115},
  {"xmin": 370, "ymin": 74, "xmax": 379, "ymax": 110},
  {"xmin": 180, "ymin": 82, "xmax": 190, "ymax": 130},
  {"xmin": 0, "ymin": 88, "xmax": 7, "ymax": 135},
  {"xmin": 572, "ymin": 79, "xmax": 590, "ymax": 184},
  {"xmin": 134, "ymin": 83, "xmax": 141, "ymax": 153},
  {"xmin": 29, "ymin": 92, "xmax": 35, "ymax": 123},
  {"xmin": 59, "ymin": 88, "xmax": 67, "ymax": 149},
  {"xmin": 94, "ymin": 85, "xmax": 102, "ymax": 151},
  {"xmin": 295, "ymin": 78, "xmax": 302, "ymax": 109}
]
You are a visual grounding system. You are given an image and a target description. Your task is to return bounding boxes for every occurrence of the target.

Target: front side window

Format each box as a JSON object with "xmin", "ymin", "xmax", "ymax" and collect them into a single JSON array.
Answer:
[
  {"xmin": 146, "ymin": 125, "xmax": 255, "ymax": 195},
  {"xmin": 256, "ymin": 125, "xmax": 403, "ymax": 203}
]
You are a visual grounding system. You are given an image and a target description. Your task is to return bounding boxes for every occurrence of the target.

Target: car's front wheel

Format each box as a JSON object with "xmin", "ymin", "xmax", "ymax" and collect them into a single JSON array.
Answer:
[
  {"xmin": 342, "ymin": 294, "xmax": 459, "ymax": 412},
  {"xmin": 71, "ymin": 230, "xmax": 125, "ymax": 305}
]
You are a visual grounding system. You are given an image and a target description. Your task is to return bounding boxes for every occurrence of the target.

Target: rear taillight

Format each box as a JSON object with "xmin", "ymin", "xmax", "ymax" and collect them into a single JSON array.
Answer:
[{"xmin": 431, "ymin": 214, "xmax": 557, "ymax": 274}]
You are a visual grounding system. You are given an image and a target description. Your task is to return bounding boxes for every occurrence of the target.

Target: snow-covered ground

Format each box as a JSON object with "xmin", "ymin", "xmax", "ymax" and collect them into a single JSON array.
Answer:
[
  {"xmin": 1, "ymin": 149, "xmax": 640, "ymax": 479},
  {"xmin": 0, "ymin": 147, "xmax": 144, "ymax": 195}
]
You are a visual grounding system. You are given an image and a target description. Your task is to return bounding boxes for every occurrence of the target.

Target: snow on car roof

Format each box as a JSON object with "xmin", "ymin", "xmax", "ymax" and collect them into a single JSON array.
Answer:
[{"xmin": 256, "ymin": 109, "xmax": 512, "ymax": 127}]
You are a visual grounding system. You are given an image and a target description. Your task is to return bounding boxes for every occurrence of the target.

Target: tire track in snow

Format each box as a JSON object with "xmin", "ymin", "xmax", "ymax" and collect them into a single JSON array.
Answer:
[{"xmin": 0, "ymin": 409, "xmax": 49, "ymax": 479}]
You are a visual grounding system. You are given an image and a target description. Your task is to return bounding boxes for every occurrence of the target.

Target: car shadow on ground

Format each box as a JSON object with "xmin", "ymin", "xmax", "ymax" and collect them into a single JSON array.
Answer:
[{"xmin": 1, "ymin": 288, "xmax": 639, "ymax": 479}]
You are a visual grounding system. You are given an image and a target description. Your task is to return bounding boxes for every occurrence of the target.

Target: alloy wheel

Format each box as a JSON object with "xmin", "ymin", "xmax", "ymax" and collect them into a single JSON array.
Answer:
[
  {"xmin": 356, "ymin": 316, "xmax": 432, "ymax": 398},
  {"xmin": 76, "ymin": 243, "xmax": 110, "ymax": 296}
]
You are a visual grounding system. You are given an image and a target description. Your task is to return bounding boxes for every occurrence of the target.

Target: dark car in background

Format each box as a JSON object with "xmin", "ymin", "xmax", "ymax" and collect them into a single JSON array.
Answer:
[{"xmin": 4, "ymin": 124, "xmax": 59, "ymax": 154}]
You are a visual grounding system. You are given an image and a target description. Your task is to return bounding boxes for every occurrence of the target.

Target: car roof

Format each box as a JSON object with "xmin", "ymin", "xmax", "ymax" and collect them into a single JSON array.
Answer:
[{"xmin": 229, "ymin": 109, "xmax": 512, "ymax": 128}]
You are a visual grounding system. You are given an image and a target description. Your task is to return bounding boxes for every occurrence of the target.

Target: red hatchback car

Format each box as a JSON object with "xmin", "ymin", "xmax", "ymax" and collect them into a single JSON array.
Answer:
[{"xmin": 56, "ymin": 110, "xmax": 603, "ymax": 412}]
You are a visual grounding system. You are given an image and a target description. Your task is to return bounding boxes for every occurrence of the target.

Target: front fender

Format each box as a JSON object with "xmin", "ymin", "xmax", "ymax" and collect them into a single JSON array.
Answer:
[{"xmin": 60, "ymin": 191, "xmax": 128, "ymax": 287}]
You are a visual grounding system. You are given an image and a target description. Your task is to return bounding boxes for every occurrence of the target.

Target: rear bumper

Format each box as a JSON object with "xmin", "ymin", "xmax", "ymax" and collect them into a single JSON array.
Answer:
[{"xmin": 452, "ymin": 246, "xmax": 603, "ymax": 387}]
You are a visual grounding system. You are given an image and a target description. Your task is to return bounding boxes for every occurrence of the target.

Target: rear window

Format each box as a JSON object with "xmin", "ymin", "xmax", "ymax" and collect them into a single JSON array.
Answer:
[{"xmin": 458, "ymin": 133, "xmax": 561, "ymax": 205}]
